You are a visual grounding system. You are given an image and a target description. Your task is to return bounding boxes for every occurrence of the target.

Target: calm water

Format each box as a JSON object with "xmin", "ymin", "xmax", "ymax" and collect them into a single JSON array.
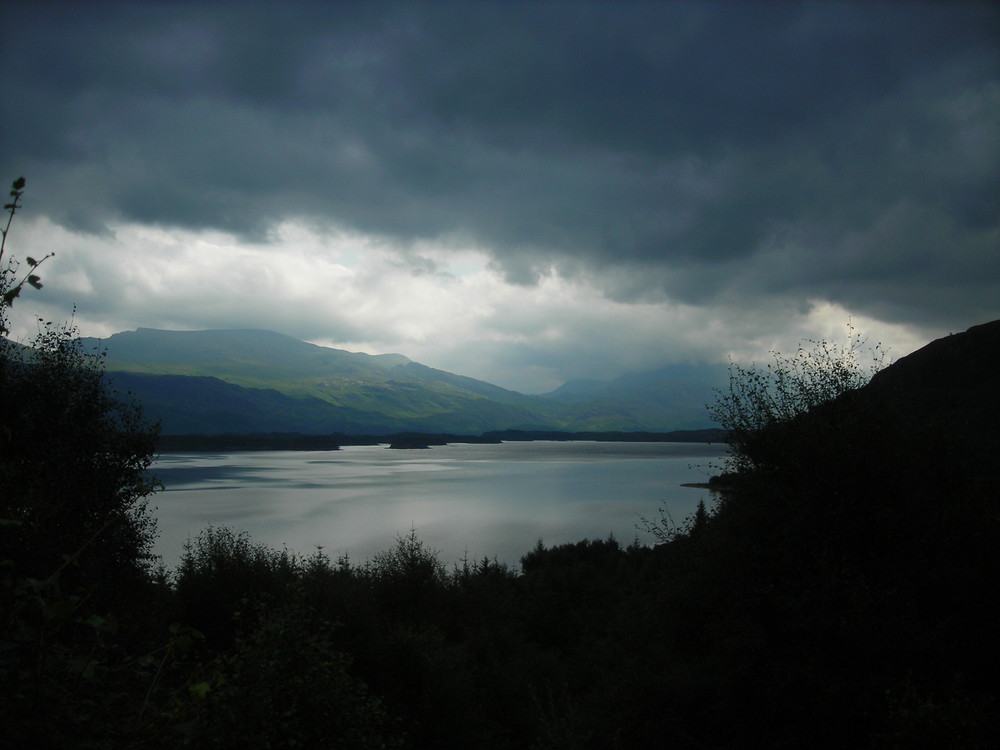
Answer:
[{"xmin": 151, "ymin": 441, "xmax": 729, "ymax": 571}]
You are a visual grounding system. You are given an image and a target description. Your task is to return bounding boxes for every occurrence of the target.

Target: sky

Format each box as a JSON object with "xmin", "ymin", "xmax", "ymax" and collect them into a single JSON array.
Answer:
[{"xmin": 1, "ymin": 1, "xmax": 997, "ymax": 393}]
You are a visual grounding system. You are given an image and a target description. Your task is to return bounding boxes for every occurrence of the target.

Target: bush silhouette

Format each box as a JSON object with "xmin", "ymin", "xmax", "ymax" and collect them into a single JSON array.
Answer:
[
  {"xmin": 1, "ymin": 177, "xmax": 160, "ymax": 593},
  {"xmin": 1, "ymin": 178, "xmax": 171, "ymax": 747}
]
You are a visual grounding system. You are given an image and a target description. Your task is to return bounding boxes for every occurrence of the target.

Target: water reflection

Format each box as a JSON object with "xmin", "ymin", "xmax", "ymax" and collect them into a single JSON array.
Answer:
[{"xmin": 151, "ymin": 441, "xmax": 729, "ymax": 570}]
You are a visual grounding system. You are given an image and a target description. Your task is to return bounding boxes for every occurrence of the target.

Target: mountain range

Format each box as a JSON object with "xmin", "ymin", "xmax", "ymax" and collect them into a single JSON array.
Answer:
[{"xmin": 85, "ymin": 328, "xmax": 728, "ymax": 435}]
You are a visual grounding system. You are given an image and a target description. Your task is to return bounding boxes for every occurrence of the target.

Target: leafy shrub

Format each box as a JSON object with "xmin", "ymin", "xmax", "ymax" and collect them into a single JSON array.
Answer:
[
  {"xmin": 1, "ymin": 177, "xmax": 179, "ymax": 747},
  {"xmin": 1, "ymin": 177, "xmax": 52, "ymax": 332},
  {"xmin": 1, "ymin": 178, "xmax": 160, "ymax": 596},
  {"xmin": 708, "ymin": 326, "xmax": 885, "ymax": 475}
]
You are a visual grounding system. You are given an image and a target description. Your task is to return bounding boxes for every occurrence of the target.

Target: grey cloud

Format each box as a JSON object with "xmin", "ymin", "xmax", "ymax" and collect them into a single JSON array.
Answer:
[{"xmin": 2, "ymin": 1, "xmax": 998, "ymax": 333}]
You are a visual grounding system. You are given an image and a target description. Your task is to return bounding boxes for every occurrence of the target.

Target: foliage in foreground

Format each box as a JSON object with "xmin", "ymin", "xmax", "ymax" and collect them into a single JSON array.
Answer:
[
  {"xmin": 1, "ymin": 178, "xmax": 171, "ymax": 747},
  {"xmin": 2, "ymin": 178, "xmax": 160, "ymax": 604},
  {"xmin": 708, "ymin": 327, "xmax": 886, "ymax": 475}
]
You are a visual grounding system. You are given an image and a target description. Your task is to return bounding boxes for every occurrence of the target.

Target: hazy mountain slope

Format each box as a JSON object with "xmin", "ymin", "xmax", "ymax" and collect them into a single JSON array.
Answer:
[
  {"xmin": 542, "ymin": 363, "xmax": 729, "ymax": 431},
  {"xmin": 542, "ymin": 378, "xmax": 607, "ymax": 400}
]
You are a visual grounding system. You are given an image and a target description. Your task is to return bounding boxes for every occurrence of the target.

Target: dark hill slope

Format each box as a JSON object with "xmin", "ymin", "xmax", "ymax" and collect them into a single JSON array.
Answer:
[
  {"xmin": 758, "ymin": 318, "xmax": 1000, "ymax": 500},
  {"xmin": 863, "ymin": 318, "xmax": 1000, "ymax": 481},
  {"xmin": 642, "ymin": 320, "xmax": 1000, "ymax": 747}
]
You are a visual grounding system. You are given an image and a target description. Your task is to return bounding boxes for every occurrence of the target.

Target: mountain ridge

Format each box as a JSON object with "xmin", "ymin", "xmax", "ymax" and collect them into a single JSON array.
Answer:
[{"xmin": 90, "ymin": 328, "xmax": 723, "ymax": 435}]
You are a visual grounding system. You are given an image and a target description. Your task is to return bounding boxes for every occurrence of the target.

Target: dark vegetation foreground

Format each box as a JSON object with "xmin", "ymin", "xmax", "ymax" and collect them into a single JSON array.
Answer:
[{"xmin": 2, "ymin": 180, "xmax": 997, "ymax": 747}]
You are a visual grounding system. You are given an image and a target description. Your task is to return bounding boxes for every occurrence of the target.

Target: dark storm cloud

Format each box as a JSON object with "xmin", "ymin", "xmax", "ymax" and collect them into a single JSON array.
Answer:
[{"xmin": 2, "ymin": 1, "xmax": 998, "ymax": 329}]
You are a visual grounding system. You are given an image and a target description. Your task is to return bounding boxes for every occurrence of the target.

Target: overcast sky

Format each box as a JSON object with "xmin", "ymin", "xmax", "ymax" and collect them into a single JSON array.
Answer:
[{"xmin": 2, "ymin": 1, "xmax": 997, "ymax": 392}]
